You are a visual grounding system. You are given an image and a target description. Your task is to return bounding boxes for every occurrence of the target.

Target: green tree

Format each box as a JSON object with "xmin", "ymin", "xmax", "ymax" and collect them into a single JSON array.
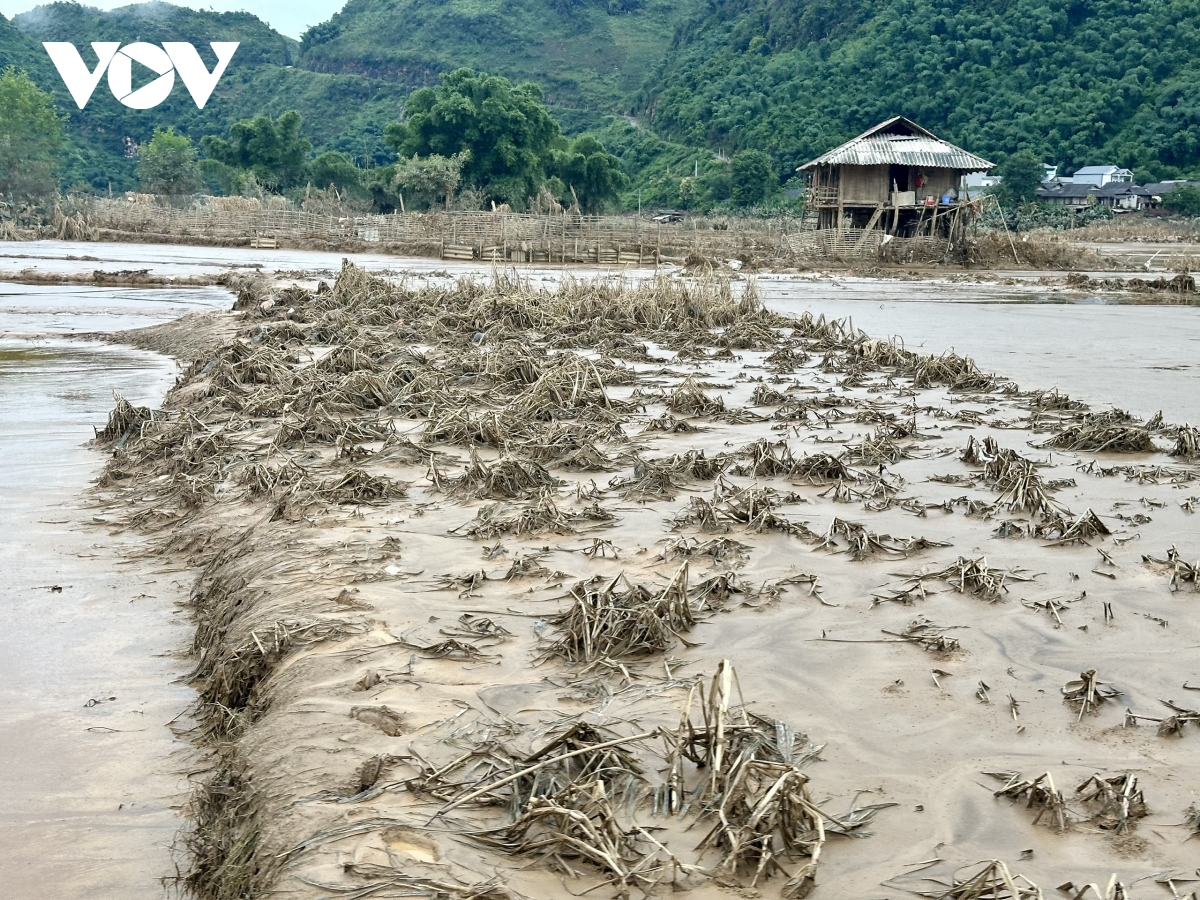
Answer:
[
  {"xmin": 386, "ymin": 69, "xmax": 561, "ymax": 205},
  {"xmin": 392, "ymin": 152, "xmax": 469, "ymax": 210},
  {"xmin": 202, "ymin": 111, "xmax": 312, "ymax": 191},
  {"xmin": 552, "ymin": 135, "xmax": 627, "ymax": 212},
  {"xmin": 1163, "ymin": 184, "xmax": 1200, "ymax": 217},
  {"xmin": 997, "ymin": 151, "xmax": 1045, "ymax": 205},
  {"xmin": 137, "ymin": 127, "xmax": 200, "ymax": 195},
  {"xmin": 730, "ymin": 149, "xmax": 776, "ymax": 206},
  {"xmin": 308, "ymin": 151, "xmax": 362, "ymax": 193},
  {"xmin": 0, "ymin": 68, "xmax": 63, "ymax": 200}
]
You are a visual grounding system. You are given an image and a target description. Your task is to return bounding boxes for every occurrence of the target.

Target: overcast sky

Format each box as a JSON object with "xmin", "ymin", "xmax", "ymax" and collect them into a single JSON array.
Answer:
[{"xmin": 0, "ymin": 0, "xmax": 346, "ymax": 39}]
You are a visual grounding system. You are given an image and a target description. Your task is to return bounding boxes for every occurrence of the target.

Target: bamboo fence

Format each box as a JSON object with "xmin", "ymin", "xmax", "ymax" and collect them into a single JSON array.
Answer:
[{"xmin": 57, "ymin": 198, "xmax": 951, "ymax": 264}]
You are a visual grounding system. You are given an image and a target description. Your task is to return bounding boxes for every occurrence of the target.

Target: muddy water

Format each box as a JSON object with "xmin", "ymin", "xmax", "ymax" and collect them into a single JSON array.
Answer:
[
  {"xmin": 6, "ymin": 240, "xmax": 1197, "ymax": 422},
  {"xmin": 0, "ymin": 282, "xmax": 230, "ymax": 900},
  {"xmin": 756, "ymin": 277, "xmax": 1200, "ymax": 423}
]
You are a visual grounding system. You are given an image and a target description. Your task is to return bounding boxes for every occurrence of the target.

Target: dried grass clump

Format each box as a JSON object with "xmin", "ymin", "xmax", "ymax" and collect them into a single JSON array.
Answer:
[
  {"xmin": 423, "ymin": 407, "xmax": 513, "ymax": 448},
  {"xmin": 477, "ymin": 782, "xmax": 667, "ymax": 895},
  {"xmin": 1033, "ymin": 508, "xmax": 1110, "ymax": 545},
  {"xmin": 1141, "ymin": 547, "xmax": 1199, "ymax": 592},
  {"xmin": 660, "ymin": 661, "xmax": 866, "ymax": 898},
  {"xmin": 275, "ymin": 412, "xmax": 394, "ymax": 448},
  {"xmin": 992, "ymin": 771, "xmax": 1073, "ymax": 831},
  {"xmin": 923, "ymin": 556, "xmax": 1030, "ymax": 601},
  {"xmin": 211, "ymin": 341, "xmax": 295, "ymax": 391},
  {"xmin": 908, "ymin": 351, "xmax": 998, "ymax": 392},
  {"xmin": 817, "ymin": 518, "xmax": 942, "ymax": 560},
  {"xmin": 1062, "ymin": 668, "xmax": 1122, "ymax": 720},
  {"xmin": 1075, "ymin": 773, "xmax": 1147, "ymax": 833},
  {"xmin": 791, "ymin": 453, "xmax": 853, "ymax": 484},
  {"xmin": 885, "ymin": 617, "xmax": 961, "ymax": 653},
  {"xmin": 921, "ymin": 859, "xmax": 1042, "ymax": 899},
  {"xmin": 441, "ymin": 451, "xmax": 560, "ymax": 500},
  {"xmin": 847, "ymin": 335, "xmax": 917, "ymax": 369},
  {"xmin": 512, "ymin": 355, "xmax": 626, "ymax": 420},
  {"xmin": 718, "ymin": 488, "xmax": 816, "ymax": 539},
  {"xmin": 642, "ymin": 414, "xmax": 699, "ymax": 434},
  {"xmin": 238, "ymin": 460, "xmax": 307, "ymax": 499},
  {"xmin": 1024, "ymin": 387, "xmax": 1086, "ymax": 414},
  {"xmin": 1171, "ymin": 424, "xmax": 1200, "ymax": 458},
  {"xmin": 316, "ymin": 469, "xmax": 408, "ymax": 505},
  {"xmin": 453, "ymin": 495, "xmax": 608, "ymax": 538},
  {"xmin": 791, "ymin": 311, "xmax": 856, "ymax": 346},
  {"xmin": 670, "ymin": 496, "xmax": 727, "ymax": 533},
  {"xmin": 94, "ymin": 392, "xmax": 156, "ymax": 446},
  {"xmin": 734, "ymin": 439, "xmax": 798, "ymax": 477},
  {"xmin": 612, "ymin": 451, "xmax": 730, "ymax": 501},
  {"xmin": 542, "ymin": 564, "xmax": 693, "ymax": 663},
  {"xmin": 1041, "ymin": 424, "xmax": 1155, "ymax": 453},
  {"xmin": 177, "ymin": 756, "xmax": 279, "ymax": 900},
  {"xmin": 961, "ymin": 437, "xmax": 1059, "ymax": 515},
  {"xmin": 194, "ymin": 617, "xmax": 355, "ymax": 740},
  {"xmin": 667, "ymin": 376, "xmax": 725, "ymax": 416},
  {"xmin": 750, "ymin": 384, "xmax": 789, "ymax": 405},
  {"xmin": 844, "ymin": 431, "xmax": 905, "ymax": 465}
]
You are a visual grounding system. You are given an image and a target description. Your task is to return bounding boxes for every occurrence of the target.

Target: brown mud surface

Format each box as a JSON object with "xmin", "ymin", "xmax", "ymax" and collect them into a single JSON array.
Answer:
[{"xmin": 97, "ymin": 266, "xmax": 1200, "ymax": 900}]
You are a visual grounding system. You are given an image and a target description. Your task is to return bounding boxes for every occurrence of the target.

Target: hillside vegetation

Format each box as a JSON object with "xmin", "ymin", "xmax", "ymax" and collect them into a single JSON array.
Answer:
[
  {"xmin": 298, "ymin": 0, "xmax": 695, "ymax": 132},
  {"xmin": 4, "ymin": 0, "xmax": 1200, "ymax": 204},
  {"xmin": 642, "ymin": 0, "xmax": 1200, "ymax": 179}
]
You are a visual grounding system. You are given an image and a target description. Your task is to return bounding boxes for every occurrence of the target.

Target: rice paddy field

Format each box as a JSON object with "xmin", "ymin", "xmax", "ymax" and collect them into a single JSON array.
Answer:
[{"xmin": 2, "ymin": 246, "xmax": 1199, "ymax": 900}]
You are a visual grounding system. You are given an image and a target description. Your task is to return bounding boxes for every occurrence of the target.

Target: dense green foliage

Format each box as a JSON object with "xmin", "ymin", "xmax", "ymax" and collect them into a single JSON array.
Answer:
[
  {"xmin": 551, "ymin": 135, "xmax": 629, "ymax": 212},
  {"xmin": 380, "ymin": 69, "xmax": 626, "ymax": 209},
  {"xmin": 297, "ymin": 0, "xmax": 694, "ymax": 132},
  {"xmin": 392, "ymin": 152, "xmax": 469, "ymax": 210},
  {"xmin": 137, "ymin": 126, "xmax": 199, "ymax": 194},
  {"xmin": 642, "ymin": 0, "xmax": 1200, "ymax": 180},
  {"xmin": 202, "ymin": 111, "xmax": 312, "ymax": 190},
  {"xmin": 997, "ymin": 150, "xmax": 1046, "ymax": 204},
  {"xmin": 978, "ymin": 198, "xmax": 1113, "ymax": 230},
  {"xmin": 387, "ymin": 69, "xmax": 561, "ymax": 204},
  {"xmin": 308, "ymin": 151, "xmax": 365, "ymax": 195},
  {"xmin": 731, "ymin": 149, "xmax": 776, "ymax": 206},
  {"xmin": 1163, "ymin": 183, "xmax": 1200, "ymax": 216},
  {"xmin": 5, "ymin": 2, "xmax": 304, "ymax": 188},
  {"xmin": 0, "ymin": 66, "xmax": 62, "ymax": 198},
  {"xmin": 8, "ymin": 0, "xmax": 1200, "ymax": 208}
]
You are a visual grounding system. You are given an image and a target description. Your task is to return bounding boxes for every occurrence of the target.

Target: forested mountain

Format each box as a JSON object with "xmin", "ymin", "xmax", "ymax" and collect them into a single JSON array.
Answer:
[
  {"xmin": 4, "ymin": 0, "xmax": 1200, "ymax": 200},
  {"xmin": 297, "ymin": 0, "xmax": 694, "ymax": 132},
  {"xmin": 0, "ymin": 0, "xmax": 692, "ymax": 190},
  {"xmin": 2, "ymin": 2, "xmax": 328, "ymax": 187},
  {"xmin": 641, "ymin": 0, "xmax": 1200, "ymax": 180}
]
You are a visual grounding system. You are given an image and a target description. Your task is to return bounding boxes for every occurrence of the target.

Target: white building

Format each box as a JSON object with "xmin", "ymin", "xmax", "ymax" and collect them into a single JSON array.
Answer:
[{"xmin": 1071, "ymin": 165, "xmax": 1134, "ymax": 186}]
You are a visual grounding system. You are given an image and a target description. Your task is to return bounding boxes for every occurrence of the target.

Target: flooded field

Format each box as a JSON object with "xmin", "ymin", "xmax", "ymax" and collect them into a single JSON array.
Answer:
[
  {"xmin": 0, "ymin": 281, "xmax": 231, "ymax": 900},
  {"xmin": 755, "ymin": 277, "xmax": 1200, "ymax": 423},
  {"xmin": 1, "ymin": 239, "xmax": 1198, "ymax": 900},
  {"xmin": 9, "ymin": 242, "xmax": 1194, "ymax": 423}
]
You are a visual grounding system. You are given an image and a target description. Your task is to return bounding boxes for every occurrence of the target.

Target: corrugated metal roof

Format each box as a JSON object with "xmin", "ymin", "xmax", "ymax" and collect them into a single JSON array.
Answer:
[
  {"xmin": 800, "ymin": 135, "xmax": 994, "ymax": 171},
  {"xmin": 798, "ymin": 117, "xmax": 993, "ymax": 171}
]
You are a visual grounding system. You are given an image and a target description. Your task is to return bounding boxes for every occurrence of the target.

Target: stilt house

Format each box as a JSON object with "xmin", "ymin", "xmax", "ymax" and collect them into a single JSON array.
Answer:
[{"xmin": 798, "ymin": 117, "xmax": 993, "ymax": 237}]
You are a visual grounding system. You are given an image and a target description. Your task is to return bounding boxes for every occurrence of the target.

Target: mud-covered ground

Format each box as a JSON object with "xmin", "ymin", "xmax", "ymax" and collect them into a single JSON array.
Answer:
[{"xmin": 84, "ymin": 263, "xmax": 1200, "ymax": 900}]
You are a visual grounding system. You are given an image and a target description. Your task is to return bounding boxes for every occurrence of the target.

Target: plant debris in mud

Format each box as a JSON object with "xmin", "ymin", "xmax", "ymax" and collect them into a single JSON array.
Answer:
[
  {"xmin": 1062, "ymin": 669, "xmax": 1122, "ymax": 721},
  {"xmin": 90, "ymin": 263, "xmax": 1200, "ymax": 900},
  {"xmin": 541, "ymin": 565, "xmax": 694, "ymax": 664}
]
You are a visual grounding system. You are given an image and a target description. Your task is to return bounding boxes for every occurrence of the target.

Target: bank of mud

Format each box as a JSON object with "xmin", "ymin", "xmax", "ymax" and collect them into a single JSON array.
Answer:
[{"xmin": 98, "ymin": 265, "xmax": 1200, "ymax": 899}]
